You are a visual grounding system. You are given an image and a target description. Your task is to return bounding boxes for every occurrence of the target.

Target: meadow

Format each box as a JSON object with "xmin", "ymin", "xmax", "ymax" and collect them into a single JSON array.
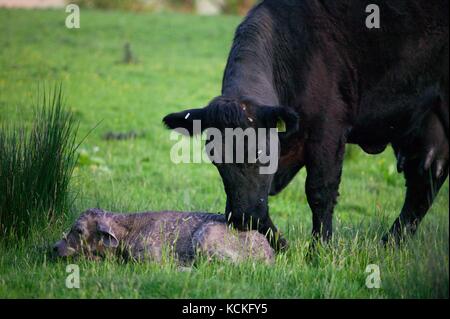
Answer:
[{"xmin": 0, "ymin": 8, "xmax": 448, "ymax": 298}]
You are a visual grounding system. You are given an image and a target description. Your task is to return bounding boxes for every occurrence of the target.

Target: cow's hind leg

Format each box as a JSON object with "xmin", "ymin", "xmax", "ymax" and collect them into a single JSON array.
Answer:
[{"xmin": 383, "ymin": 154, "xmax": 448, "ymax": 245}]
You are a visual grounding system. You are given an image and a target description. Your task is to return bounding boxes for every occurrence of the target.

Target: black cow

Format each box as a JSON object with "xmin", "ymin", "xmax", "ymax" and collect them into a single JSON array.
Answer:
[{"xmin": 163, "ymin": 0, "xmax": 449, "ymax": 250}]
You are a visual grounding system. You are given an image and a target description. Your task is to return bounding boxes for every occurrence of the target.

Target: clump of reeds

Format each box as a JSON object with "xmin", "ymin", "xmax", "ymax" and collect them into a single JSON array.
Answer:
[{"xmin": 0, "ymin": 86, "xmax": 79, "ymax": 241}]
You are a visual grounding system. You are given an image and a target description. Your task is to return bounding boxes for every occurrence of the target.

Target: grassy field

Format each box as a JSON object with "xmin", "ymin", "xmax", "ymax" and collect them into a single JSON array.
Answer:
[{"xmin": 0, "ymin": 8, "xmax": 448, "ymax": 299}]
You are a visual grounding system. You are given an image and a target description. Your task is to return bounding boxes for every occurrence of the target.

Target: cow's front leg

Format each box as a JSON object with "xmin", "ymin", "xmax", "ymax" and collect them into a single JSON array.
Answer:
[
  {"xmin": 226, "ymin": 206, "xmax": 288, "ymax": 252},
  {"xmin": 305, "ymin": 125, "xmax": 347, "ymax": 243},
  {"xmin": 259, "ymin": 216, "xmax": 289, "ymax": 252}
]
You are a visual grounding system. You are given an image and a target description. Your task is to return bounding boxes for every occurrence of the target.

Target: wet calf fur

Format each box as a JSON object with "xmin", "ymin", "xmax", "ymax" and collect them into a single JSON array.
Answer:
[{"xmin": 53, "ymin": 209, "xmax": 274, "ymax": 264}]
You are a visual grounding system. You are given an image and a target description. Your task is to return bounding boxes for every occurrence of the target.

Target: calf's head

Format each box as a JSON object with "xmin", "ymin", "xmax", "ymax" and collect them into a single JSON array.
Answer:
[
  {"xmin": 53, "ymin": 209, "xmax": 123, "ymax": 258},
  {"xmin": 163, "ymin": 96, "xmax": 299, "ymax": 235}
]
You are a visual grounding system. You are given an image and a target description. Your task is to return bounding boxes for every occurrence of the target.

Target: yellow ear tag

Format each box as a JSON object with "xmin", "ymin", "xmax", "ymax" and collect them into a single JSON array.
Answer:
[{"xmin": 277, "ymin": 118, "xmax": 286, "ymax": 132}]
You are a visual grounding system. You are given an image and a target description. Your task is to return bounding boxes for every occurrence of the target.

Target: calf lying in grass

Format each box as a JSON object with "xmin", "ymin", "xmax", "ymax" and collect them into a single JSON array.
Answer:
[{"xmin": 53, "ymin": 209, "xmax": 274, "ymax": 265}]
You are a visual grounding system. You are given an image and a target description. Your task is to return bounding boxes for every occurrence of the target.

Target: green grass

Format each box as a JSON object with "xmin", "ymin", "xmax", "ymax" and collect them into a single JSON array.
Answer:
[
  {"xmin": 0, "ymin": 8, "xmax": 448, "ymax": 299},
  {"xmin": 0, "ymin": 86, "xmax": 79, "ymax": 240}
]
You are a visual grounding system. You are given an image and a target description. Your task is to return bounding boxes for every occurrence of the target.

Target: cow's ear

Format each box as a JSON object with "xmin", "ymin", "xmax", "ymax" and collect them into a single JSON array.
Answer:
[
  {"xmin": 279, "ymin": 107, "xmax": 300, "ymax": 139},
  {"xmin": 258, "ymin": 106, "xmax": 300, "ymax": 140},
  {"xmin": 162, "ymin": 108, "xmax": 206, "ymax": 136}
]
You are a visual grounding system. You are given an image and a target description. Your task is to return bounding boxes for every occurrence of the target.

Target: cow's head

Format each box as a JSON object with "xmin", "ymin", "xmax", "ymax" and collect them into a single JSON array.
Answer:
[{"xmin": 163, "ymin": 96, "xmax": 299, "ymax": 247}]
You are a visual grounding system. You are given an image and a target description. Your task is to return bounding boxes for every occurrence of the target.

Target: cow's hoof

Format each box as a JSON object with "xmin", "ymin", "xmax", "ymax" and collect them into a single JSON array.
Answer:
[
  {"xmin": 273, "ymin": 236, "xmax": 289, "ymax": 252},
  {"xmin": 381, "ymin": 231, "xmax": 405, "ymax": 248},
  {"xmin": 305, "ymin": 247, "xmax": 318, "ymax": 265},
  {"xmin": 380, "ymin": 234, "xmax": 388, "ymax": 247},
  {"xmin": 278, "ymin": 237, "xmax": 289, "ymax": 251}
]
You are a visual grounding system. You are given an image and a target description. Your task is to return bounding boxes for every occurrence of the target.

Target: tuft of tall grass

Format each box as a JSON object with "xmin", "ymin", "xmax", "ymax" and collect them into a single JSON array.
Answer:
[{"xmin": 0, "ymin": 87, "xmax": 79, "ymax": 241}]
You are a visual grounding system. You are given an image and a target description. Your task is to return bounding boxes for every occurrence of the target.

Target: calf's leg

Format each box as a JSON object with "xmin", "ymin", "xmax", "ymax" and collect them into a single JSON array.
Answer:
[{"xmin": 192, "ymin": 222, "xmax": 275, "ymax": 264}]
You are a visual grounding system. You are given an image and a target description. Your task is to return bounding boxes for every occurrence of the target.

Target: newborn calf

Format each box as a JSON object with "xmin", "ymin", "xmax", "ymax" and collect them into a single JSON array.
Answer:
[{"xmin": 53, "ymin": 209, "xmax": 274, "ymax": 264}]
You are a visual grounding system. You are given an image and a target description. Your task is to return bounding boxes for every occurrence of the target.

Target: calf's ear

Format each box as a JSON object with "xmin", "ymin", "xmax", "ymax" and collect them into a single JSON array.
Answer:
[
  {"xmin": 162, "ymin": 107, "xmax": 206, "ymax": 136},
  {"xmin": 97, "ymin": 222, "xmax": 119, "ymax": 248}
]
